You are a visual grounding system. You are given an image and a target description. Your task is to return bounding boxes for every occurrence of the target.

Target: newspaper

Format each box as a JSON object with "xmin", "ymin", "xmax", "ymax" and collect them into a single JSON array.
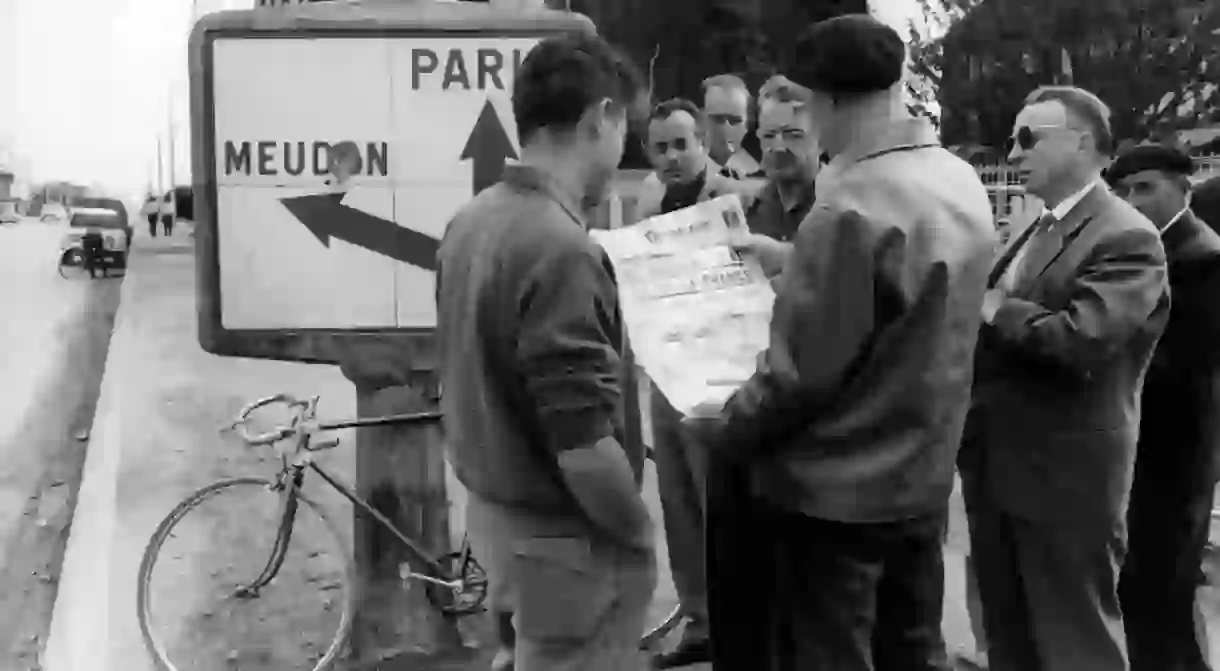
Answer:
[{"xmin": 591, "ymin": 194, "xmax": 775, "ymax": 416}]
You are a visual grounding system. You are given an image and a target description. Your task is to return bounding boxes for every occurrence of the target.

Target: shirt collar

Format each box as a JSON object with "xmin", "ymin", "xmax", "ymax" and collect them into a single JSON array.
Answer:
[
  {"xmin": 1047, "ymin": 179, "xmax": 1101, "ymax": 221},
  {"xmin": 760, "ymin": 177, "xmax": 816, "ymax": 213},
  {"xmin": 1160, "ymin": 199, "xmax": 1191, "ymax": 237},
  {"xmin": 501, "ymin": 164, "xmax": 586, "ymax": 226},
  {"xmin": 827, "ymin": 117, "xmax": 941, "ymax": 171}
]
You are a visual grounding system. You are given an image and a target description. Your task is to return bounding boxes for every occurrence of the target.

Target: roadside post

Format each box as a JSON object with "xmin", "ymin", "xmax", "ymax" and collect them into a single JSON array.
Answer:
[{"xmin": 188, "ymin": 1, "xmax": 597, "ymax": 666}]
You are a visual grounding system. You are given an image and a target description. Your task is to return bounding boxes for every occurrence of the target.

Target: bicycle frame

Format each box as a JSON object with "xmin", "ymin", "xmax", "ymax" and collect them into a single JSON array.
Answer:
[{"xmin": 230, "ymin": 394, "xmax": 473, "ymax": 599}]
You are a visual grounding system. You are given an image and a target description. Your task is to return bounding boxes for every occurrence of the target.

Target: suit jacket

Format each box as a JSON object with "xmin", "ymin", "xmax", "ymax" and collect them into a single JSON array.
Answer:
[
  {"xmin": 711, "ymin": 117, "xmax": 998, "ymax": 524},
  {"xmin": 634, "ymin": 161, "xmax": 758, "ymax": 222},
  {"xmin": 960, "ymin": 184, "xmax": 1170, "ymax": 526},
  {"xmin": 1138, "ymin": 209, "xmax": 1220, "ymax": 488}
]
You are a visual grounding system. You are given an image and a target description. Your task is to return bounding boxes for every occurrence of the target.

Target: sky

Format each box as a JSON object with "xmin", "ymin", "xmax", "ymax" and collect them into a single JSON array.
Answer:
[{"xmin": 0, "ymin": 0, "xmax": 919, "ymax": 198}]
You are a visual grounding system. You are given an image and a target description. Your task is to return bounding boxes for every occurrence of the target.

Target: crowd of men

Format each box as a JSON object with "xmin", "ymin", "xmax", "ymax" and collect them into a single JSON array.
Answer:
[{"xmin": 433, "ymin": 12, "xmax": 1220, "ymax": 671}]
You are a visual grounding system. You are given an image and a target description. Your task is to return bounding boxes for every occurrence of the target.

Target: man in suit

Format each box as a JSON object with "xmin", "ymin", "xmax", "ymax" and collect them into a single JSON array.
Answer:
[
  {"xmin": 1108, "ymin": 144, "xmax": 1220, "ymax": 671},
  {"xmin": 960, "ymin": 86, "xmax": 1170, "ymax": 671},
  {"xmin": 689, "ymin": 15, "xmax": 997, "ymax": 669},
  {"xmin": 634, "ymin": 98, "xmax": 755, "ymax": 222}
]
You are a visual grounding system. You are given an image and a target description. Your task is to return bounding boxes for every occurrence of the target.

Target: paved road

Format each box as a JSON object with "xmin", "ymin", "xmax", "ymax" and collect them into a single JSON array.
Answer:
[
  {"xmin": 35, "ymin": 225, "xmax": 989, "ymax": 670},
  {"xmin": 0, "ymin": 219, "xmax": 123, "ymax": 667}
]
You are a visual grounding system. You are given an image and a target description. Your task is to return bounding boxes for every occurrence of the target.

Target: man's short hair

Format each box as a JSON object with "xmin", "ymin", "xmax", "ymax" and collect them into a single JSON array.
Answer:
[
  {"xmin": 1024, "ymin": 86, "xmax": 1115, "ymax": 157},
  {"xmin": 1105, "ymin": 143, "xmax": 1194, "ymax": 186},
  {"xmin": 759, "ymin": 75, "xmax": 813, "ymax": 105},
  {"xmin": 790, "ymin": 15, "xmax": 904, "ymax": 98},
  {"xmin": 650, "ymin": 98, "xmax": 704, "ymax": 125},
  {"xmin": 512, "ymin": 32, "xmax": 645, "ymax": 144},
  {"xmin": 701, "ymin": 73, "xmax": 750, "ymax": 98}
]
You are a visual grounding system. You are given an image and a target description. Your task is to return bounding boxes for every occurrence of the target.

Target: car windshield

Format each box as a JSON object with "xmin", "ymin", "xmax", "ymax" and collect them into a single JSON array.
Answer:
[{"xmin": 70, "ymin": 213, "xmax": 123, "ymax": 229}]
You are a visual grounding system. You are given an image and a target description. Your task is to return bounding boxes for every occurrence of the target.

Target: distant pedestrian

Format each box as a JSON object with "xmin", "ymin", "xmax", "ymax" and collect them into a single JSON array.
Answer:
[
  {"xmin": 435, "ymin": 32, "xmax": 655, "ymax": 671},
  {"xmin": 141, "ymin": 195, "xmax": 159, "ymax": 238},
  {"xmin": 80, "ymin": 230, "xmax": 106, "ymax": 278},
  {"xmin": 1109, "ymin": 144, "xmax": 1220, "ymax": 671},
  {"xmin": 159, "ymin": 196, "xmax": 175, "ymax": 236}
]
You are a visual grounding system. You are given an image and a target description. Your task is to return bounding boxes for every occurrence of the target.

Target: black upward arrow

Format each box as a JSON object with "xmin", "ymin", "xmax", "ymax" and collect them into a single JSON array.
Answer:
[
  {"xmin": 280, "ymin": 193, "xmax": 439, "ymax": 271},
  {"xmin": 461, "ymin": 99, "xmax": 518, "ymax": 195}
]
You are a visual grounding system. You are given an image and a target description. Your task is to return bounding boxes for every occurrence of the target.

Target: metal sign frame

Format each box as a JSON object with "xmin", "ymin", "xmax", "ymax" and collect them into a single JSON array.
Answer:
[{"xmin": 189, "ymin": 3, "xmax": 593, "ymax": 364}]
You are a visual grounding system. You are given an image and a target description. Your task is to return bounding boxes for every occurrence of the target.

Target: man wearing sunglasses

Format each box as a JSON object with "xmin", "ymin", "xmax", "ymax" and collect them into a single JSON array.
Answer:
[
  {"xmin": 1107, "ymin": 144, "xmax": 1220, "ymax": 671},
  {"xmin": 959, "ymin": 86, "xmax": 1170, "ymax": 671}
]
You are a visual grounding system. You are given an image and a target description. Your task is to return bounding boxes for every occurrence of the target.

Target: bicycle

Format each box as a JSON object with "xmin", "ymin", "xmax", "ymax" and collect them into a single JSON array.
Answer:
[
  {"xmin": 137, "ymin": 392, "xmax": 686, "ymax": 669},
  {"xmin": 136, "ymin": 393, "xmax": 488, "ymax": 671}
]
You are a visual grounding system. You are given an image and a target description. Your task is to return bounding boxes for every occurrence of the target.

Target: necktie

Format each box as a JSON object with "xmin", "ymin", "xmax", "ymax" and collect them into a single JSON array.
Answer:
[{"xmin": 1016, "ymin": 212, "xmax": 1063, "ymax": 287}]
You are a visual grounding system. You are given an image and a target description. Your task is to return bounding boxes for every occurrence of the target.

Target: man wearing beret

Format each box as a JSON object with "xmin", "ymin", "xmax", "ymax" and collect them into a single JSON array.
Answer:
[
  {"xmin": 1108, "ymin": 144, "xmax": 1220, "ymax": 671},
  {"xmin": 960, "ymin": 87, "xmax": 1169, "ymax": 671},
  {"xmin": 687, "ymin": 15, "xmax": 996, "ymax": 669}
]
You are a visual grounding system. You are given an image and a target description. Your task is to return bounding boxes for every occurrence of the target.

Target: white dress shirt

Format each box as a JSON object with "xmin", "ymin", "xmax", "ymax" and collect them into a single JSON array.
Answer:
[{"xmin": 996, "ymin": 180, "xmax": 1101, "ymax": 292}]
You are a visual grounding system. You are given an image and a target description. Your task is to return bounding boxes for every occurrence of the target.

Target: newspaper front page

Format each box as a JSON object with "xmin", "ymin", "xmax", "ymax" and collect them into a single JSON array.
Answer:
[{"xmin": 591, "ymin": 194, "xmax": 775, "ymax": 416}]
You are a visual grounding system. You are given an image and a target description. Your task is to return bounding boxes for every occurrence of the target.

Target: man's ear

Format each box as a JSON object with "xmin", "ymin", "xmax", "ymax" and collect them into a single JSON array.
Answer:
[{"xmin": 577, "ymin": 97, "xmax": 615, "ymax": 138}]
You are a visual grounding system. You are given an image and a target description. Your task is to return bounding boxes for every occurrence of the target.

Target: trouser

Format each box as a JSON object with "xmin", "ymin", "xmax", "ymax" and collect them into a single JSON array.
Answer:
[
  {"xmin": 650, "ymin": 385, "xmax": 709, "ymax": 640},
  {"xmin": 962, "ymin": 480, "xmax": 1128, "ymax": 671},
  {"xmin": 161, "ymin": 214, "xmax": 173, "ymax": 235},
  {"xmin": 465, "ymin": 495, "xmax": 656, "ymax": 671},
  {"xmin": 1120, "ymin": 457, "xmax": 1215, "ymax": 671},
  {"xmin": 965, "ymin": 552, "xmax": 988, "ymax": 655},
  {"xmin": 709, "ymin": 489, "xmax": 951, "ymax": 671},
  {"xmin": 147, "ymin": 214, "xmax": 157, "ymax": 237}
]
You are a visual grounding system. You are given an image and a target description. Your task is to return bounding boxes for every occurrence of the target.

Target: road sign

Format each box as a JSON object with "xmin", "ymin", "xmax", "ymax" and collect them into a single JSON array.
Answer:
[{"xmin": 191, "ymin": 2, "xmax": 594, "ymax": 362}]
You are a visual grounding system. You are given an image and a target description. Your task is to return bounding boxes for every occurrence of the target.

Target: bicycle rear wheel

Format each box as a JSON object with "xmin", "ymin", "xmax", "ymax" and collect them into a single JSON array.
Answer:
[{"xmin": 137, "ymin": 477, "xmax": 355, "ymax": 671}]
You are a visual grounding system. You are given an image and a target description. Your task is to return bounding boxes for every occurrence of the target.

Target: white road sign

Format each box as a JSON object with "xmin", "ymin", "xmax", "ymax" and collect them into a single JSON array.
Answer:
[{"xmin": 212, "ymin": 35, "xmax": 539, "ymax": 330}]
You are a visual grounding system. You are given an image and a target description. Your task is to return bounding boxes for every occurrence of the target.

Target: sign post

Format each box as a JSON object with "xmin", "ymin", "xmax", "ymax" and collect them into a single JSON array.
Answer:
[{"xmin": 189, "ymin": 2, "xmax": 595, "ymax": 666}]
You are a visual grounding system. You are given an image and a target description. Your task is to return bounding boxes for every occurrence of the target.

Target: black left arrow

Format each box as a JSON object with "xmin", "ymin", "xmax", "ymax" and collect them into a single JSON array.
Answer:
[{"xmin": 280, "ymin": 193, "xmax": 439, "ymax": 271}]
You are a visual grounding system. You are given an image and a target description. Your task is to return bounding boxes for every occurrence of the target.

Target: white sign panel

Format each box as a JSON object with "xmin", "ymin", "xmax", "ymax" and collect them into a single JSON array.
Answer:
[{"xmin": 213, "ymin": 35, "xmax": 540, "ymax": 330}]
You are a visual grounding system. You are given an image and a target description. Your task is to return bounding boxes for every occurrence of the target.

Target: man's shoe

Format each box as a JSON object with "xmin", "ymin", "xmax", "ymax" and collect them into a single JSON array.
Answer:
[{"xmin": 652, "ymin": 638, "xmax": 711, "ymax": 669}]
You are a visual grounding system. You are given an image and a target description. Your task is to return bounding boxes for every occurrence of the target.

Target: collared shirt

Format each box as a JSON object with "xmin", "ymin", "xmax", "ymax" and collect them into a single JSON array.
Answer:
[
  {"xmin": 745, "ymin": 178, "xmax": 817, "ymax": 242},
  {"xmin": 997, "ymin": 179, "xmax": 1101, "ymax": 292},
  {"xmin": 1160, "ymin": 200, "xmax": 1191, "ymax": 237},
  {"xmin": 436, "ymin": 164, "xmax": 643, "ymax": 514}
]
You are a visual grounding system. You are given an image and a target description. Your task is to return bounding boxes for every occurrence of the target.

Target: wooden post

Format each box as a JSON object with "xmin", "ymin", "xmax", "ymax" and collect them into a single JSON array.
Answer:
[{"xmin": 338, "ymin": 342, "xmax": 473, "ymax": 669}]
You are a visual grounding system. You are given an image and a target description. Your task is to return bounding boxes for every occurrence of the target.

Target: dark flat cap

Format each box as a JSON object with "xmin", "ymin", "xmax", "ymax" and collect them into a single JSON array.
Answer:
[
  {"xmin": 1105, "ymin": 144, "xmax": 1194, "ymax": 185},
  {"xmin": 790, "ymin": 14, "xmax": 905, "ymax": 97}
]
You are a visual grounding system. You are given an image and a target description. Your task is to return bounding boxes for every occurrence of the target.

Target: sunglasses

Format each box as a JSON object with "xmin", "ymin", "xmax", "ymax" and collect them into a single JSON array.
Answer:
[{"xmin": 1006, "ymin": 124, "xmax": 1082, "ymax": 154}]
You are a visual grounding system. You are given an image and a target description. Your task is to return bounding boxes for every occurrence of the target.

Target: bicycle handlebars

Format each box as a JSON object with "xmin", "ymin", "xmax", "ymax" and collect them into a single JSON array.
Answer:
[
  {"xmin": 226, "ymin": 393, "xmax": 444, "ymax": 447},
  {"xmin": 226, "ymin": 393, "xmax": 312, "ymax": 446}
]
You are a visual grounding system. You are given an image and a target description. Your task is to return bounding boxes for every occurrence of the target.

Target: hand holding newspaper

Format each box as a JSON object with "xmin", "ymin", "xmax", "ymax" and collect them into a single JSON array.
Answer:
[{"xmin": 591, "ymin": 195, "xmax": 775, "ymax": 417}]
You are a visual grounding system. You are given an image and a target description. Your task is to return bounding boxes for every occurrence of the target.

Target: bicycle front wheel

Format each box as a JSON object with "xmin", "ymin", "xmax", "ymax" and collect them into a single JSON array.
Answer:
[{"xmin": 137, "ymin": 477, "xmax": 355, "ymax": 671}]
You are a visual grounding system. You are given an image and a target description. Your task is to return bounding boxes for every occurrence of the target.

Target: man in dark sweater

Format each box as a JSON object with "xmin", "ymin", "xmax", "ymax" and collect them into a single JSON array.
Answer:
[
  {"xmin": 435, "ymin": 32, "xmax": 655, "ymax": 671},
  {"xmin": 1109, "ymin": 144, "xmax": 1220, "ymax": 671}
]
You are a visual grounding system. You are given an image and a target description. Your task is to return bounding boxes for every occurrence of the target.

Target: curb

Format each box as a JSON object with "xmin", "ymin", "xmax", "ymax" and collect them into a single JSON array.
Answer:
[{"xmin": 41, "ymin": 242, "xmax": 147, "ymax": 671}]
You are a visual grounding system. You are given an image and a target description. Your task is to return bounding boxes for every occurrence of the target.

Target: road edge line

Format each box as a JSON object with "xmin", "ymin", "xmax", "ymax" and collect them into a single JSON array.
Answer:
[{"xmin": 42, "ymin": 265, "xmax": 140, "ymax": 671}]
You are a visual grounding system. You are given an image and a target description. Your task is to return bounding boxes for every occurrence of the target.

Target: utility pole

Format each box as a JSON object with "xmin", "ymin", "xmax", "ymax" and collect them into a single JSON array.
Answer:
[
  {"xmin": 168, "ymin": 103, "xmax": 178, "ymax": 227},
  {"xmin": 156, "ymin": 136, "xmax": 165, "ymax": 198}
]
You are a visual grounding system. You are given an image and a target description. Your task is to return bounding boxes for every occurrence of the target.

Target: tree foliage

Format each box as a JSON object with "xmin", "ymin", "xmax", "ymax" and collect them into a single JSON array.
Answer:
[{"xmin": 927, "ymin": 0, "xmax": 1220, "ymax": 152}]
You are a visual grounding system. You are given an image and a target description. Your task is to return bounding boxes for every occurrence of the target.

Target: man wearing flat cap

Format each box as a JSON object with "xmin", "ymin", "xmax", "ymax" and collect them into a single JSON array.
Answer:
[
  {"xmin": 687, "ymin": 14, "xmax": 996, "ymax": 669},
  {"xmin": 1108, "ymin": 144, "xmax": 1220, "ymax": 671}
]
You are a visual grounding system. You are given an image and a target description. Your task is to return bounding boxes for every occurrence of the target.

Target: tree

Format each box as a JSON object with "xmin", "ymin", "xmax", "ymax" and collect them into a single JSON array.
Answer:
[
  {"xmin": 935, "ymin": 0, "xmax": 1220, "ymax": 151},
  {"xmin": 905, "ymin": 0, "xmax": 981, "ymax": 129}
]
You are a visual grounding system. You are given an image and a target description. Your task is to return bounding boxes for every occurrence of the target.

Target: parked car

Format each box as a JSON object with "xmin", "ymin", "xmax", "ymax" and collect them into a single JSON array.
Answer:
[
  {"xmin": 60, "ymin": 207, "xmax": 130, "ymax": 271},
  {"xmin": 0, "ymin": 212, "xmax": 20, "ymax": 225},
  {"xmin": 72, "ymin": 197, "xmax": 133, "ymax": 249},
  {"xmin": 40, "ymin": 203, "xmax": 69, "ymax": 223}
]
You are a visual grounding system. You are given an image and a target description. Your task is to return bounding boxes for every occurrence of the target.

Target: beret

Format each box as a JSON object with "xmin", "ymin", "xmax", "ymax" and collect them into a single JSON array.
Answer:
[
  {"xmin": 1106, "ymin": 144, "xmax": 1194, "ymax": 185},
  {"xmin": 790, "ymin": 14, "xmax": 905, "ymax": 97}
]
